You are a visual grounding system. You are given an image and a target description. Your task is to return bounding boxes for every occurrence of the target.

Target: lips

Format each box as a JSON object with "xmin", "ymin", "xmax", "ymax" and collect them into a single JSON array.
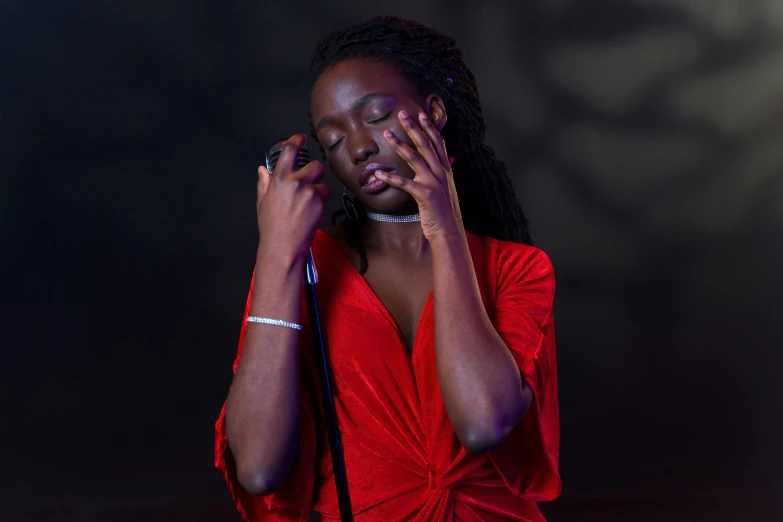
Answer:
[{"xmin": 358, "ymin": 163, "xmax": 396, "ymax": 187}]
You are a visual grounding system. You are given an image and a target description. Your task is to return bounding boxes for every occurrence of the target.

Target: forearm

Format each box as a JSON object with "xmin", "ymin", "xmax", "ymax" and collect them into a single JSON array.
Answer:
[
  {"xmin": 225, "ymin": 248, "xmax": 305, "ymax": 495},
  {"xmin": 430, "ymin": 234, "xmax": 530, "ymax": 453}
]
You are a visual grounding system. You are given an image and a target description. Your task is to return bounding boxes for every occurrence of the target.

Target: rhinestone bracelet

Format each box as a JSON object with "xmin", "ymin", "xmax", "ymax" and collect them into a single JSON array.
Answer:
[{"xmin": 247, "ymin": 316, "xmax": 303, "ymax": 331}]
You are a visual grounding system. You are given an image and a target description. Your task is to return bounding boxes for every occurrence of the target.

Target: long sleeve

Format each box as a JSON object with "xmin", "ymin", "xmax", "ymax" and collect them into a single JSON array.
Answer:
[{"xmin": 487, "ymin": 245, "xmax": 561, "ymax": 501}]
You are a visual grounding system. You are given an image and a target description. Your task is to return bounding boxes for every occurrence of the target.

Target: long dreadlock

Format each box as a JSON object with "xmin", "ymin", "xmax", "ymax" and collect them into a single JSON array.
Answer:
[{"xmin": 308, "ymin": 16, "xmax": 533, "ymax": 275}]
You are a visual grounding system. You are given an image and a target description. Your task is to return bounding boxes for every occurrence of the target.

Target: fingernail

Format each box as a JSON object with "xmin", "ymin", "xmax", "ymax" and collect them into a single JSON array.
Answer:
[
  {"xmin": 375, "ymin": 170, "xmax": 386, "ymax": 178},
  {"xmin": 399, "ymin": 110, "xmax": 408, "ymax": 119},
  {"xmin": 384, "ymin": 129, "xmax": 393, "ymax": 138},
  {"xmin": 419, "ymin": 112, "xmax": 428, "ymax": 121}
]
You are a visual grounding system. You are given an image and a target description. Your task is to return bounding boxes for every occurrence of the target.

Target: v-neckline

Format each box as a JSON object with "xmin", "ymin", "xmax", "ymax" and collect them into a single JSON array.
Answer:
[{"xmin": 317, "ymin": 229, "xmax": 434, "ymax": 358}]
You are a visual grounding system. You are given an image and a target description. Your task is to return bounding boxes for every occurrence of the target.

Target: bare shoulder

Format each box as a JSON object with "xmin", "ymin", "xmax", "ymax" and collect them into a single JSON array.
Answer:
[
  {"xmin": 322, "ymin": 222, "xmax": 342, "ymax": 242},
  {"xmin": 321, "ymin": 221, "xmax": 358, "ymax": 267},
  {"xmin": 321, "ymin": 222, "xmax": 346, "ymax": 251}
]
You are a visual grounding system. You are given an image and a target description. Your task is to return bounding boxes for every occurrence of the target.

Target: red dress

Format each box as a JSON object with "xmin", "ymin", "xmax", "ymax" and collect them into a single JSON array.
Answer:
[{"xmin": 215, "ymin": 229, "xmax": 560, "ymax": 521}]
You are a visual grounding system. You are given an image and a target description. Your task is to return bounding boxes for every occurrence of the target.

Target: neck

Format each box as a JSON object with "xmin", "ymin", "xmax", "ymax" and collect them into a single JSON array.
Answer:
[{"xmin": 356, "ymin": 216, "xmax": 429, "ymax": 256}]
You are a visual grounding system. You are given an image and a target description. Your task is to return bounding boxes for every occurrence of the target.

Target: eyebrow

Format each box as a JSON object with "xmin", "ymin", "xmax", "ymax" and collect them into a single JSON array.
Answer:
[{"xmin": 315, "ymin": 93, "xmax": 393, "ymax": 132}]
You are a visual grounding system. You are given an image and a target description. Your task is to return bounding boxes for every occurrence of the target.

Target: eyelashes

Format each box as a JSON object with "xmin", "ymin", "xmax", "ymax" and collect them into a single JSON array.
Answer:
[
  {"xmin": 369, "ymin": 112, "xmax": 392, "ymax": 124},
  {"xmin": 326, "ymin": 112, "xmax": 393, "ymax": 150}
]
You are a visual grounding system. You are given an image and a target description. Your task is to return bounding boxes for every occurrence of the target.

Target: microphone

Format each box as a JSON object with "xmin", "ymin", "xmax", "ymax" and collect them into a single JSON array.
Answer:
[
  {"xmin": 266, "ymin": 141, "xmax": 354, "ymax": 519},
  {"xmin": 265, "ymin": 141, "xmax": 318, "ymax": 285},
  {"xmin": 266, "ymin": 141, "xmax": 311, "ymax": 175}
]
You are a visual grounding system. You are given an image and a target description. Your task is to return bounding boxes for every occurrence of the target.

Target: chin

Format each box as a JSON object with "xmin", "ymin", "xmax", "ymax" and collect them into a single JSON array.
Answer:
[{"xmin": 358, "ymin": 186, "xmax": 416, "ymax": 214}]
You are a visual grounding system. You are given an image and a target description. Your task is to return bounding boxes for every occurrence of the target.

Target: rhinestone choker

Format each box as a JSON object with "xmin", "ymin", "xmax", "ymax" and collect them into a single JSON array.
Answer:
[{"xmin": 366, "ymin": 212, "xmax": 421, "ymax": 223}]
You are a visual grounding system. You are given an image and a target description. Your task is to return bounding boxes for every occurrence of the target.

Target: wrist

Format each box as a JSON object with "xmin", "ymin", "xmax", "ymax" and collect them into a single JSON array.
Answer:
[
  {"xmin": 250, "ymin": 248, "xmax": 305, "ymax": 317},
  {"xmin": 256, "ymin": 244, "xmax": 305, "ymax": 280},
  {"xmin": 257, "ymin": 239, "xmax": 303, "ymax": 266},
  {"xmin": 428, "ymin": 227, "xmax": 465, "ymax": 249}
]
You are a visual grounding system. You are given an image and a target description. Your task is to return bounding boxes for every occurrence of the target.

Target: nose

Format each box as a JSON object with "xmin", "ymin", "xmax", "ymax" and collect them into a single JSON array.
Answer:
[{"xmin": 347, "ymin": 127, "xmax": 380, "ymax": 165}]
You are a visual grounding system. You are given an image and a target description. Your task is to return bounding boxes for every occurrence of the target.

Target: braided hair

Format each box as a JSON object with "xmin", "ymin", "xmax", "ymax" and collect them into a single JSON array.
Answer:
[{"xmin": 308, "ymin": 16, "xmax": 533, "ymax": 275}]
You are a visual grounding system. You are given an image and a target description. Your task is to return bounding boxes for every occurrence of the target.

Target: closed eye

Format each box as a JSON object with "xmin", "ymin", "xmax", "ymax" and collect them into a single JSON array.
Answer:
[
  {"xmin": 326, "ymin": 113, "xmax": 391, "ymax": 150},
  {"xmin": 368, "ymin": 112, "xmax": 391, "ymax": 124}
]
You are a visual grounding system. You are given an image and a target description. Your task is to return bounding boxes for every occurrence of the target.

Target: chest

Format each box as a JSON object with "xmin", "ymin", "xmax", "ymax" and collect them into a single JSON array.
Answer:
[
  {"xmin": 362, "ymin": 254, "xmax": 433, "ymax": 355},
  {"xmin": 330, "ymin": 235, "xmax": 433, "ymax": 355}
]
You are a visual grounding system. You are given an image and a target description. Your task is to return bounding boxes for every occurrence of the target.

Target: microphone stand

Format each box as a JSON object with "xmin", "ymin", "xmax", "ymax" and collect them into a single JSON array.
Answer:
[
  {"xmin": 303, "ymin": 253, "xmax": 354, "ymax": 522},
  {"xmin": 266, "ymin": 141, "xmax": 352, "ymax": 521}
]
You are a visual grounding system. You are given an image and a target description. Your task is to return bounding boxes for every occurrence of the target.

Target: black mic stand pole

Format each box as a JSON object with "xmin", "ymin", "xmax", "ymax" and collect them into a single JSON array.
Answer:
[
  {"xmin": 266, "ymin": 143, "xmax": 353, "ymax": 522},
  {"xmin": 303, "ymin": 254, "xmax": 353, "ymax": 522}
]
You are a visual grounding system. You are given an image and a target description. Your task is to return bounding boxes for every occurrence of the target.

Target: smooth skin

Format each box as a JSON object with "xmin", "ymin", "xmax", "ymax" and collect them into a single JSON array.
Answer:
[{"xmin": 225, "ymin": 58, "xmax": 532, "ymax": 497}]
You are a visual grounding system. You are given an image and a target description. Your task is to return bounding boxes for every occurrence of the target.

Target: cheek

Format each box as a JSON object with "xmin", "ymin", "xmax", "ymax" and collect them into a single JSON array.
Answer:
[
  {"xmin": 325, "ymin": 151, "xmax": 353, "ymax": 182},
  {"xmin": 389, "ymin": 112, "xmax": 421, "ymax": 147},
  {"xmin": 376, "ymin": 119, "xmax": 414, "ymax": 152}
]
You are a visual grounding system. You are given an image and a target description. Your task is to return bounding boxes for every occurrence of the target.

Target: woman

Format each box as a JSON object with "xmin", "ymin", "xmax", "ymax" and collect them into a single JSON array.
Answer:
[{"xmin": 215, "ymin": 16, "xmax": 560, "ymax": 522}]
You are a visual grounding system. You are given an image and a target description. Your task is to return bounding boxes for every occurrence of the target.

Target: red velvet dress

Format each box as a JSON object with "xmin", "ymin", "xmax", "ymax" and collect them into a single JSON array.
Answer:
[{"xmin": 215, "ymin": 229, "xmax": 560, "ymax": 521}]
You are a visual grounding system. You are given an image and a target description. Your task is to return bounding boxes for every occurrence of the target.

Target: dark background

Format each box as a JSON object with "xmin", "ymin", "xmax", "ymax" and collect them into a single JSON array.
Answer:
[{"xmin": 2, "ymin": 0, "xmax": 782, "ymax": 520}]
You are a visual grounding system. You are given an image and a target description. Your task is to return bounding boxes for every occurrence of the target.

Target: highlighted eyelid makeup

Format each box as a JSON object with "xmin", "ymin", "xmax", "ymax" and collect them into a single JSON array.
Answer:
[
  {"xmin": 368, "ymin": 112, "xmax": 392, "ymax": 123},
  {"xmin": 321, "ymin": 106, "xmax": 393, "ymax": 150}
]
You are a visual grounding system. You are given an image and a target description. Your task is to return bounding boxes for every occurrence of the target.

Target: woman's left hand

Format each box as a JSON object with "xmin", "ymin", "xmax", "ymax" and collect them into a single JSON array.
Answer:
[{"xmin": 375, "ymin": 110, "xmax": 464, "ymax": 243}]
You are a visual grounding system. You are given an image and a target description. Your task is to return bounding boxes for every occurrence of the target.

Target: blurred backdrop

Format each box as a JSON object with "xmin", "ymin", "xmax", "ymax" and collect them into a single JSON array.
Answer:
[{"xmin": 2, "ymin": 0, "xmax": 782, "ymax": 520}]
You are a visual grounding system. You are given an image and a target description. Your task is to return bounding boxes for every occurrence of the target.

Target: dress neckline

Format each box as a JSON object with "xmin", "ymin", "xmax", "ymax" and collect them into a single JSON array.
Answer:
[{"xmin": 316, "ymin": 228, "xmax": 434, "ymax": 358}]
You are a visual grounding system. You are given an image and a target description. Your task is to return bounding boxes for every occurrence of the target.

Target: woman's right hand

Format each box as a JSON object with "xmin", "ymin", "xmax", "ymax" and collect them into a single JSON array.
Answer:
[{"xmin": 256, "ymin": 134, "xmax": 331, "ymax": 264}]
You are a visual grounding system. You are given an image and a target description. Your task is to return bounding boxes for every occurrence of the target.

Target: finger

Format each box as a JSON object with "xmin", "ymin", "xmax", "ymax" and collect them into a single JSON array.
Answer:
[
  {"xmin": 383, "ymin": 128, "xmax": 439, "ymax": 187},
  {"xmin": 273, "ymin": 134, "xmax": 308, "ymax": 180},
  {"xmin": 257, "ymin": 166, "xmax": 271, "ymax": 216},
  {"xmin": 258, "ymin": 165, "xmax": 270, "ymax": 194},
  {"xmin": 373, "ymin": 168, "xmax": 428, "ymax": 201},
  {"xmin": 396, "ymin": 110, "xmax": 443, "ymax": 177},
  {"xmin": 290, "ymin": 160, "xmax": 326, "ymax": 185},
  {"xmin": 417, "ymin": 112, "xmax": 450, "ymax": 169},
  {"xmin": 311, "ymin": 182, "xmax": 331, "ymax": 201}
]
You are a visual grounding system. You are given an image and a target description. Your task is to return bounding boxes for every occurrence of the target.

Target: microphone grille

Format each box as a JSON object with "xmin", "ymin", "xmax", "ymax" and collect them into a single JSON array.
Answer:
[{"xmin": 266, "ymin": 141, "xmax": 311, "ymax": 176}]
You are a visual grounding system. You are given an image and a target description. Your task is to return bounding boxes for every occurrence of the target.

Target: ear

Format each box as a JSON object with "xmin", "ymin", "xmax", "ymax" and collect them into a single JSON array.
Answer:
[{"xmin": 424, "ymin": 94, "xmax": 448, "ymax": 132}]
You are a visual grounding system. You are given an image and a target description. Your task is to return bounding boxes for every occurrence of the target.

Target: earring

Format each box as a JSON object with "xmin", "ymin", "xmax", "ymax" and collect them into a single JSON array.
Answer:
[{"xmin": 342, "ymin": 187, "xmax": 359, "ymax": 222}]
